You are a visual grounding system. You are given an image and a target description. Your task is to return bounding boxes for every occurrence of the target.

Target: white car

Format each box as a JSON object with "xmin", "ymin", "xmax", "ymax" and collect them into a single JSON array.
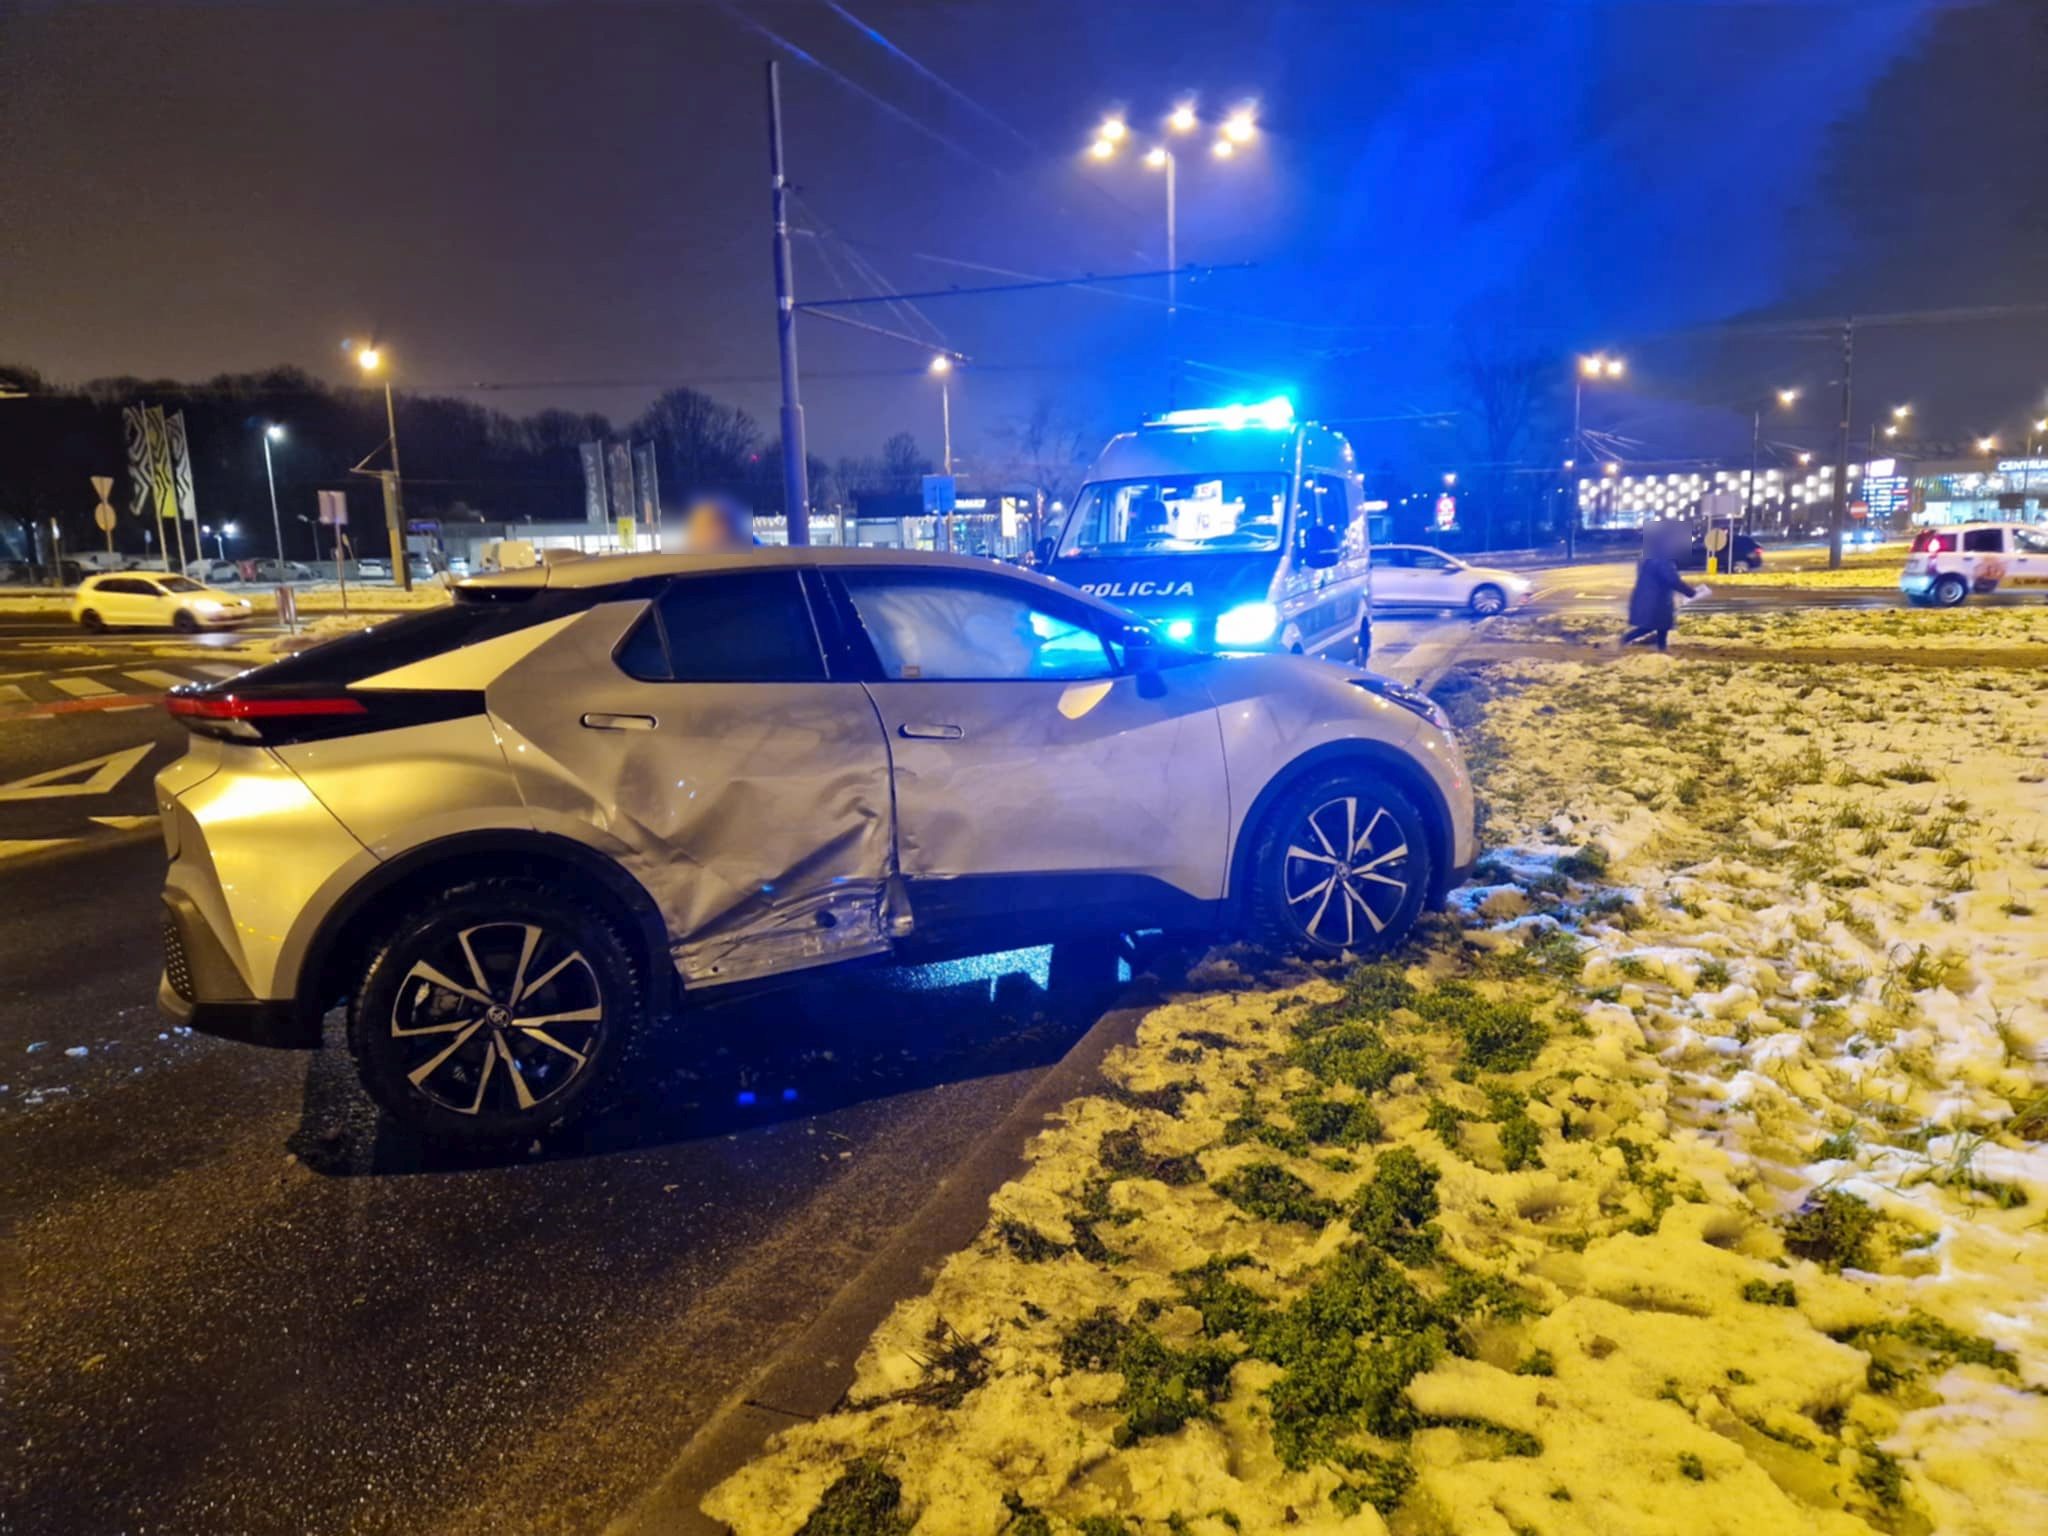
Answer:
[
  {"xmin": 1369, "ymin": 545, "xmax": 1533, "ymax": 618},
  {"xmin": 1901, "ymin": 522, "xmax": 2048, "ymax": 607},
  {"xmin": 72, "ymin": 572, "xmax": 254, "ymax": 632}
]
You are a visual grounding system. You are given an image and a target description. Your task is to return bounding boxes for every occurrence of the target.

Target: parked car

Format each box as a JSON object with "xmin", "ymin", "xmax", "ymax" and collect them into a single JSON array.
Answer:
[
  {"xmin": 1368, "ymin": 545, "xmax": 1533, "ymax": 618},
  {"xmin": 1679, "ymin": 532, "xmax": 1763, "ymax": 571},
  {"xmin": 73, "ymin": 572, "xmax": 253, "ymax": 631},
  {"xmin": 247, "ymin": 558, "xmax": 314, "ymax": 583},
  {"xmin": 1902, "ymin": 522, "xmax": 2048, "ymax": 606},
  {"xmin": 352, "ymin": 557, "xmax": 391, "ymax": 579},
  {"xmin": 154, "ymin": 547, "xmax": 1477, "ymax": 1142},
  {"xmin": 184, "ymin": 558, "xmax": 243, "ymax": 584}
]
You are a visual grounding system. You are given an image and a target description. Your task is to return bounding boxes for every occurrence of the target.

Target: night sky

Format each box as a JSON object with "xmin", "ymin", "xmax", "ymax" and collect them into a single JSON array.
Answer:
[{"xmin": 5, "ymin": 0, "xmax": 2045, "ymax": 471}]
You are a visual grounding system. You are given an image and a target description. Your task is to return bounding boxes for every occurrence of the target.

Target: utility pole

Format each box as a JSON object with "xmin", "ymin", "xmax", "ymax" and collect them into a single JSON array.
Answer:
[
  {"xmin": 766, "ymin": 60, "xmax": 811, "ymax": 546},
  {"xmin": 1566, "ymin": 378, "xmax": 1583, "ymax": 561},
  {"xmin": 1828, "ymin": 318, "xmax": 1853, "ymax": 570},
  {"xmin": 262, "ymin": 425, "xmax": 286, "ymax": 567},
  {"xmin": 1748, "ymin": 406, "xmax": 1762, "ymax": 531},
  {"xmin": 1163, "ymin": 148, "xmax": 1178, "ymax": 407}
]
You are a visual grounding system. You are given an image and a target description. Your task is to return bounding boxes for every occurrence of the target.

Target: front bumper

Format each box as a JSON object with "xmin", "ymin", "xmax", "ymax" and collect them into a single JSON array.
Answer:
[
  {"xmin": 158, "ymin": 888, "xmax": 319, "ymax": 1047},
  {"xmin": 1899, "ymin": 572, "xmax": 1935, "ymax": 595}
]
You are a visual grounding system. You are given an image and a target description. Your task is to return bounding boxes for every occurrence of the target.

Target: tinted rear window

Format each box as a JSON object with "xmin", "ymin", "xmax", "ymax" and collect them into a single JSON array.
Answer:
[
  {"xmin": 616, "ymin": 572, "xmax": 824, "ymax": 683},
  {"xmin": 250, "ymin": 591, "xmax": 566, "ymax": 687}
]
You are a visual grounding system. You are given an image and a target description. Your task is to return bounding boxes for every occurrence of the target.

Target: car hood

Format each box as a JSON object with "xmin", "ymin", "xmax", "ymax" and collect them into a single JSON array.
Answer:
[{"xmin": 1042, "ymin": 551, "xmax": 1281, "ymax": 616}]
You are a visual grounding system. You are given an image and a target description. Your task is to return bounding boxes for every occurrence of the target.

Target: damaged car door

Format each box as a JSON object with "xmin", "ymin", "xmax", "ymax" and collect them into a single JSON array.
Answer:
[
  {"xmin": 827, "ymin": 567, "xmax": 1229, "ymax": 952},
  {"xmin": 489, "ymin": 569, "xmax": 896, "ymax": 988}
]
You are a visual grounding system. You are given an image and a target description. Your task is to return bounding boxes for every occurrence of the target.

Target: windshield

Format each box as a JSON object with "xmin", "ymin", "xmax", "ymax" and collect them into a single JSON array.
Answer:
[
  {"xmin": 1056, "ymin": 473, "xmax": 1288, "ymax": 558},
  {"xmin": 158, "ymin": 576, "xmax": 203, "ymax": 592}
]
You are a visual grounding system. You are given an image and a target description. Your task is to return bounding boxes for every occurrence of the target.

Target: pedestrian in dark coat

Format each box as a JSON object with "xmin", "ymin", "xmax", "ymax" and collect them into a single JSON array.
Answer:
[{"xmin": 1620, "ymin": 524, "xmax": 1699, "ymax": 650}]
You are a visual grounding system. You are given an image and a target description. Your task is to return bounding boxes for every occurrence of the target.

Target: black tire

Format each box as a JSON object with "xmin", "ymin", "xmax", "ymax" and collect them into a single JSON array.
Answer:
[
  {"xmin": 346, "ymin": 876, "xmax": 644, "ymax": 1143},
  {"xmin": 1246, "ymin": 770, "xmax": 1433, "ymax": 958},
  {"xmin": 1932, "ymin": 573, "xmax": 1968, "ymax": 608},
  {"xmin": 1354, "ymin": 613, "xmax": 1373, "ymax": 667},
  {"xmin": 78, "ymin": 609, "xmax": 104, "ymax": 632},
  {"xmin": 1468, "ymin": 583, "xmax": 1507, "ymax": 618},
  {"xmin": 172, "ymin": 609, "xmax": 199, "ymax": 632}
]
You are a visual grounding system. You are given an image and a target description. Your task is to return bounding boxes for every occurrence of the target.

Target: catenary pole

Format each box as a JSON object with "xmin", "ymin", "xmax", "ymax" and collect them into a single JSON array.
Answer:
[{"xmin": 767, "ymin": 60, "xmax": 812, "ymax": 545}]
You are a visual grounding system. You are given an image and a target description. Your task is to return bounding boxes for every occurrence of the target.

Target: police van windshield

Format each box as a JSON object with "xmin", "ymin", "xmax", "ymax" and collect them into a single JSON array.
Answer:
[{"xmin": 1056, "ymin": 474, "xmax": 1288, "ymax": 558}]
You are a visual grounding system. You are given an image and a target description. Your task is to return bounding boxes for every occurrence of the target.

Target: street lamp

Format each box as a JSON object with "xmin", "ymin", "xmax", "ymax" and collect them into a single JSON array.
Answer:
[
  {"xmin": 1088, "ymin": 99, "xmax": 1256, "ymax": 404},
  {"xmin": 1750, "ymin": 387, "xmax": 1798, "ymax": 532},
  {"xmin": 353, "ymin": 341, "xmax": 410, "ymax": 591},
  {"xmin": 929, "ymin": 354, "xmax": 957, "ymax": 550},
  {"xmin": 1976, "ymin": 435, "xmax": 1998, "ymax": 455},
  {"xmin": 2032, "ymin": 417, "xmax": 2048, "ymax": 455},
  {"xmin": 261, "ymin": 423, "xmax": 287, "ymax": 570},
  {"xmin": 1566, "ymin": 354, "xmax": 1626, "ymax": 557}
]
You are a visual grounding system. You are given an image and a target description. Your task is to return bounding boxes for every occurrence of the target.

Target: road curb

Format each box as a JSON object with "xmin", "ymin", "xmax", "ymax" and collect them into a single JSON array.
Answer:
[{"xmin": 605, "ymin": 998, "xmax": 1154, "ymax": 1536}]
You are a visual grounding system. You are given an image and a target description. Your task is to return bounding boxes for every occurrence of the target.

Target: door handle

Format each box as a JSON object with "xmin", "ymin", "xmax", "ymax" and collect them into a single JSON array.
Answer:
[
  {"xmin": 898, "ymin": 722, "xmax": 964, "ymax": 740},
  {"xmin": 581, "ymin": 712, "xmax": 656, "ymax": 731}
]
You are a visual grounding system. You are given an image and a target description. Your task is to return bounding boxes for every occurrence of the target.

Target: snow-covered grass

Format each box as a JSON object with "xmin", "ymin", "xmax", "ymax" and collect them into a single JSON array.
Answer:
[
  {"xmin": 705, "ymin": 653, "xmax": 2048, "ymax": 1536},
  {"xmin": 1497, "ymin": 603, "xmax": 2048, "ymax": 653}
]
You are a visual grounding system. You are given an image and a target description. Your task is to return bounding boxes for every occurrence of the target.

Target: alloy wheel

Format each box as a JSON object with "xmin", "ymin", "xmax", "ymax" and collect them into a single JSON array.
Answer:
[
  {"xmin": 1471, "ymin": 586, "xmax": 1506, "ymax": 617},
  {"xmin": 1282, "ymin": 795, "xmax": 1413, "ymax": 947},
  {"xmin": 389, "ymin": 921, "xmax": 605, "ymax": 1117}
]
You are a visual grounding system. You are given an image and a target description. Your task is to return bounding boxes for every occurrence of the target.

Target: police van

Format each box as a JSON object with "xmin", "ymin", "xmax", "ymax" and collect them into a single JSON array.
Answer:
[{"xmin": 1041, "ymin": 397, "xmax": 1374, "ymax": 662}]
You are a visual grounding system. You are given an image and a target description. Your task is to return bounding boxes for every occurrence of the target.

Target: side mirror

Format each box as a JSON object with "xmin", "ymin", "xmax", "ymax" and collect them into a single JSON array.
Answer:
[
  {"xmin": 1301, "ymin": 524, "xmax": 1341, "ymax": 569},
  {"xmin": 1031, "ymin": 536, "xmax": 1055, "ymax": 567}
]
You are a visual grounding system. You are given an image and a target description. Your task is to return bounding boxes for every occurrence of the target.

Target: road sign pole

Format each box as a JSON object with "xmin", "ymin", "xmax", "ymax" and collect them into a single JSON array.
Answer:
[{"xmin": 767, "ymin": 60, "xmax": 812, "ymax": 545}]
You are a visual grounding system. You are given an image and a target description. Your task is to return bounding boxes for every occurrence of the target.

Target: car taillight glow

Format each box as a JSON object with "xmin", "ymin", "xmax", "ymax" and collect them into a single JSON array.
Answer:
[{"xmin": 166, "ymin": 693, "xmax": 367, "ymax": 721}]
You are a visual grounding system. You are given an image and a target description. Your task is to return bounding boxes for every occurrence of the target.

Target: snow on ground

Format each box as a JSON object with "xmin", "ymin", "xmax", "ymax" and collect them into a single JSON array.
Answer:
[
  {"xmin": 705, "ymin": 652, "xmax": 2048, "ymax": 1536},
  {"xmin": 1496, "ymin": 603, "xmax": 2047, "ymax": 653}
]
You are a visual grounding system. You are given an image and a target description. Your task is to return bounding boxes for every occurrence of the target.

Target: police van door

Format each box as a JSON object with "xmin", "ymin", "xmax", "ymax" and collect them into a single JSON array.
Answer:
[{"xmin": 1278, "ymin": 472, "xmax": 1367, "ymax": 659}]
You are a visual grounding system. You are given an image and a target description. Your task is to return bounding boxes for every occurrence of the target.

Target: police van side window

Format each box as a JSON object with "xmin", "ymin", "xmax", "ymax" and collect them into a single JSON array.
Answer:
[
  {"xmin": 1300, "ymin": 475, "xmax": 1361, "ymax": 556},
  {"xmin": 615, "ymin": 572, "xmax": 826, "ymax": 683},
  {"xmin": 1962, "ymin": 528, "xmax": 2005, "ymax": 553}
]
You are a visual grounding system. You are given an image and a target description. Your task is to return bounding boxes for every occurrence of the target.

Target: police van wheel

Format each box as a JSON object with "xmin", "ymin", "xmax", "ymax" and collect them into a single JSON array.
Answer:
[
  {"xmin": 1932, "ymin": 574, "xmax": 1968, "ymax": 608},
  {"xmin": 1354, "ymin": 616, "xmax": 1372, "ymax": 666}
]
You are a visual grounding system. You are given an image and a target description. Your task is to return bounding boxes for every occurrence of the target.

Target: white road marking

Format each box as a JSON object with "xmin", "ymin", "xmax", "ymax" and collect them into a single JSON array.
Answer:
[
  {"xmin": 0, "ymin": 838, "xmax": 77, "ymax": 862},
  {"xmin": 0, "ymin": 744, "xmax": 155, "ymax": 801},
  {"xmin": 0, "ymin": 684, "xmax": 29, "ymax": 706},
  {"xmin": 49, "ymin": 675, "xmax": 116, "ymax": 697},
  {"xmin": 123, "ymin": 669, "xmax": 193, "ymax": 691}
]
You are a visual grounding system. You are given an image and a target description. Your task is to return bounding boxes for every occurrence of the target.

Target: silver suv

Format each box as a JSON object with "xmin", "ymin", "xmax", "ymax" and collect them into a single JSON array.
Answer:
[{"xmin": 156, "ymin": 549, "xmax": 1475, "ymax": 1142}]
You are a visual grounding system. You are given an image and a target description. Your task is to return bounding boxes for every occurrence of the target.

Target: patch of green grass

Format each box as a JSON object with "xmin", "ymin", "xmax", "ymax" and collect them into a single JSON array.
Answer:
[
  {"xmin": 1289, "ymin": 1022, "xmax": 1418, "ymax": 1091},
  {"xmin": 1424, "ymin": 1096, "xmax": 1466, "ymax": 1149},
  {"xmin": 1854, "ymin": 1445, "xmax": 1904, "ymax": 1511},
  {"xmin": 1742, "ymin": 1278, "xmax": 1799, "ymax": 1307},
  {"xmin": 797, "ymin": 1457, "xmax": 914, "ymax": 1536},
  {"xmin": 1696, "ymin": 959, "xmax": 1733, "ymax": 990},
  {"xmin": 1886, "ymin": 758, "xmax": 1937, "ymax": 784},
  {"xmin": 1098, "ymin": 1127, "xmax": 1204, "ymax": 1186},
  {"xmin": 1212, "ymin": 1162, "xmax": 1340, "ymax": 1228},
  {"xmin": 1677, "ymin": 1453, "xmax": 1706, "ymax": 1482},
  {"xmin": 1783, "ymin": 1189, "xmax": 1879, "ymax": 1272},
  {"xmin": 1413, "ymin": 980, "xmax": 1549, "ymax": 1074},
  {"xmin": 1350, "ymin": 1146, "xmax": 1442, "ymax": 1263},
  {"xmin": 1175, "ymin": 1254, "xmax": 1269, "ymax": 1339},
  {"xmin": 1814, "ymin": 1127, "xmax": 1858, "ymax": 1161},
  {"xmin": 1329, "ymin": 1448, "xmax": 1415, "ymax": 1517},
  {"xmin": 1289, "ymin": 1093, "xmax": 1383, "ymax": 1147},
  {"xmin": 1557, "ymin": 842, "xmax": 1611, "ymax": 880},
  {"xmin": 1515, "ymin": 1348, "xmax": 1555, "ymax": 1377},
  {"xmin": 994, "ymin": 1218, "xmax": 1068, "ymax": 1263},
  {"xmin": 999, "ymin": 1493, "xmax": 1053, "ymax": 1536}
]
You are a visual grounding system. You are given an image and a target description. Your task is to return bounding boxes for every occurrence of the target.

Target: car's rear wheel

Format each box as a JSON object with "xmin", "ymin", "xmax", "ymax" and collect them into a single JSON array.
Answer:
[
  {"xmin": 1932, "ymin": 573, "xmax": 1969, "ymax": 608},
  {"xmin": 78, "ymin": 609, "xmax": 104, "ymax": 631},
  {"xmin": 1468, "ymin": 583, "xmax": 1507, "ymax": 618},
  {"xmin": 347, "ymin": 877, "xmax": 643, "ymax": 1143},
  {"xmin": 172, "ymin": 609, "xmax": 199, "ymax": 632},
  {"xmin": 1246, "ymin": 770, "xmax": 1433, "ymax": 958}
]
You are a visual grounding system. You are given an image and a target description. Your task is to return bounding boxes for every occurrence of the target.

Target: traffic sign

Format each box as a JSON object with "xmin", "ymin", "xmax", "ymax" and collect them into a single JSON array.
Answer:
[
  {"xmin": 921, "ymin": 474, "xmax": 957, "ymax": 515},
  {"xmin": 91, "ymin": 475, "xmax": 117, "ymax": 537},
  {"xmin": 1705, "ymin": 525, "xmax": 1730, "ymax": 551}
]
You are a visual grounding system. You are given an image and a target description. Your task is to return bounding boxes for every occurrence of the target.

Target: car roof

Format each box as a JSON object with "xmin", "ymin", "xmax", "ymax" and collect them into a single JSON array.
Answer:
[{"xmin": 458, "ymin": 545, "xmax": 1131, "ymax": 615}]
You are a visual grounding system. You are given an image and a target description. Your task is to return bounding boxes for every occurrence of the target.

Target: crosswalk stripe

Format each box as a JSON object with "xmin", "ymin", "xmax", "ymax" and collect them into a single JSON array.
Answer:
[
  {"xmin": 0, "ymin": 684, "xmax": 29, "ymax": 706},
  {"xmin": 124, "ymin": 669, "xmax": 193, "ymax": 691},
  {"xmin": 50, "ymin": 676, "xmax": 116, "ymax": 698},
  {"xmin": 189, "ymin": 662, "xmax": 244, "ymax": 679}
]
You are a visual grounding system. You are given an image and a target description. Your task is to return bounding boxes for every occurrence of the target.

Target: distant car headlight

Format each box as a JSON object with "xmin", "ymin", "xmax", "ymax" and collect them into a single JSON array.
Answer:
[
  {"xmin": 1215, "ymin": 601, "xmax": 1279, "ymax": 646},
  {"xmin": 1352, "ymin": 674, "xmax": 1451, "ymax": 731}
]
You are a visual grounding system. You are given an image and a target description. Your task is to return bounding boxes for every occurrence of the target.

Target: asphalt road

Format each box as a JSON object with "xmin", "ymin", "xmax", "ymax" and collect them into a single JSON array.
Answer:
[{"xmin": 5, "ymin": 833, "xmax": 1133, "ymax": 1536}]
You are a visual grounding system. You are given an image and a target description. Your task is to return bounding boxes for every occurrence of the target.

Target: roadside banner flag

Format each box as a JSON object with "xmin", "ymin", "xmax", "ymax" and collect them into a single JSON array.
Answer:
[
  {"xmin": 166, "ymin": 410, "xmax": 200, "ymax": 528},
  {"xmin": 632, "ymin": 440, "xmax": 660, "ymax": 528},
  {"xmin": 579, "ymin": 442, "xmax": 606, "ymax": 526},
  {"xmin": 144, "ymin": 406, "xmax": 179, "ymax": 522},
  {"xmin": 122, "ymin": 405, "xmax": 153, "ymax": 519},
  {"xmin": 606, "ymin": 441, "xmax": 635, "ymax": 532}
]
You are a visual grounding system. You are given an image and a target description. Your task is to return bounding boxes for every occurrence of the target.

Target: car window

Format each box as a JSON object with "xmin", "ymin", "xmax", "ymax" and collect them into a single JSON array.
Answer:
[
  {"xmin": 95, "ymin": 577, "xmax": 138, "ymax": 595},
  {"xmin": 1962, "ymin": 528, "xmax": 2004, "ymax": 553},
  {"xmin": 841, "ymin": 572, "xmax": 1118, "ymax": 682},
  {"xmin": 158, "ymin": 576, "xmax": 203, "ymax": 592},
  {"xmin": 2015, "ymin": 528, "xmax": 2048, "ymax": 555},
  {"xmin": 1375, "ymin": 548, "xmax": 1412, "ymax": 569},
  {"xmin": 1411, "ymin": 551, "xmax": 1453, "ymax": 571},
  {"xmin": 1298, "ymin": 475, "xmax": 1350, "ymax": 534},
  {"xmin": 617, "ymin": 571, "xmax": 825, "ymax": 684}
]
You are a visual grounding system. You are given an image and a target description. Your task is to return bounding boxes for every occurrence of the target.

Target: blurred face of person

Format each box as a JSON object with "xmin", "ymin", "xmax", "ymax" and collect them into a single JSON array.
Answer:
[{"xmin": 682, "ymin": 497, "xmax": 753, "ymax": 552}]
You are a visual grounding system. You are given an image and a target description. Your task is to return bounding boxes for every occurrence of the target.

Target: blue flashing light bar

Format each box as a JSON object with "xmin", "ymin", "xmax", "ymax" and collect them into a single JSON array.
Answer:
[{"xmin": 1147, "ymin": 395, "xmax": 1295, "ymax": 432}]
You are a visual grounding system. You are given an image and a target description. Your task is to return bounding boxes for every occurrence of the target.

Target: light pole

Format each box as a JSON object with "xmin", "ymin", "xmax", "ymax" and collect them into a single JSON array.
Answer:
[
  {"xmin": 929, "ymin": 354, "xmax": 955, "ymax": 551},
  {"xmin": 2031, "ymin": 417, "xmax": 2047, "ymax": 456},
  {"xmin": 1750, "ymin": 388, "xmax": 1798, "ymax": 532},
  {"xmin": 1089, "ymin": 100, "xmax": 1253, "ymax": 404},
  {"xmin": 355, "ymin": 344, "xmax": 410, "ymax": 590},
  {"xmin": 261, "ymin": 423, "xmax": 287, "ymax": 568},
  {"xmin": 1568, "ymin": 354, "xmax": 1625, "ymax": 559}
]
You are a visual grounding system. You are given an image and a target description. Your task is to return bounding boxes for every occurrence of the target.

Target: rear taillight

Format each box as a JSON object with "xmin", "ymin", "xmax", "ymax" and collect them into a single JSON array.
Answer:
[
  {"xmin": 1911, "ymin": 531, "xmax": 1950, "ymax": 554},
  {"xmin": 165, "ymin": 686, "xmax": 481, "ymax": 745}
]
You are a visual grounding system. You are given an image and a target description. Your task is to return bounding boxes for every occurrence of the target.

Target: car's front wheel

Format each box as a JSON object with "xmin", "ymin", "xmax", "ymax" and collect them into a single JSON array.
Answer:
[
  {"xmin": 78, "ymin": 609, "xmax": 104, "ymax": 631},
  {"xmin": 1246, "ymin": 770, "xmax": 1433, "ymax": 958},
  {"xmin": 1468, "ymin": 583, "xmax": 1507, "ymax": 618},
  {"xmin": 172, "ymin": 609, "xmax": 199, "ymax": 632},
  {"xmin": 347, "ymin": 877, "xmax": 643, "ymax": 1143},
  {"xmin": 1932, "ymin": 573, "xmax": 1969, "ymax": 608}
]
